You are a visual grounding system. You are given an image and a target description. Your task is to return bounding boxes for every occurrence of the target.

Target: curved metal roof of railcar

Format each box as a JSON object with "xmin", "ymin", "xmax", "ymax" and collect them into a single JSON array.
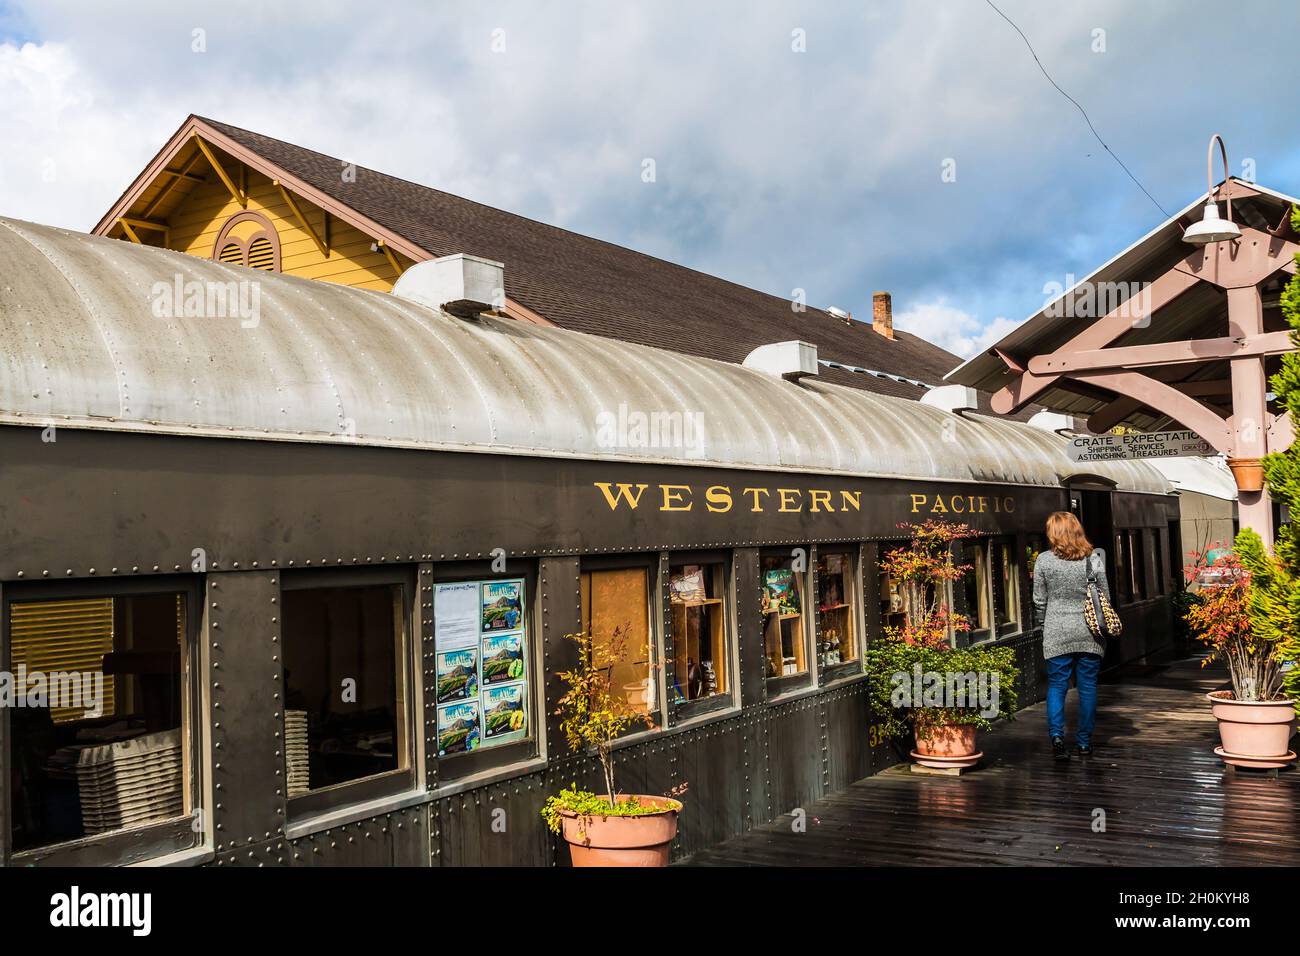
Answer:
[{"xmin": 0, "ymin": 217, "xmax": 1170, "ymax": 495}]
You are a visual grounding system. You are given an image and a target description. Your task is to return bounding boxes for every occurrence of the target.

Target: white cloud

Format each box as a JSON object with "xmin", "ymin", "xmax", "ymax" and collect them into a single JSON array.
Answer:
[
  {"xmin": 0, "ymin": 0, "xmax": 1296, "ymax": 355},
  {"xmin": 893, "ymin": 300, "xmax": 1021, "ymax": 360}
]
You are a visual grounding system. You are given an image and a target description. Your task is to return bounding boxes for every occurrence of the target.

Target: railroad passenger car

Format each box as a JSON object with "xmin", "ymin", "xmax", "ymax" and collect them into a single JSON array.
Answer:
[{"xmin": 0, "ymin": 218, "xmax": 1179, "ymax": 866}]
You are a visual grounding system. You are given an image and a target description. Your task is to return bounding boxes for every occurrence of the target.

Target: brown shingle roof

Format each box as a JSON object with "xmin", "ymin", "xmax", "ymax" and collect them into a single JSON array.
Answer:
[{"xmin": 199, "ymin": 117, "xmax": 970, "ymax": 403}]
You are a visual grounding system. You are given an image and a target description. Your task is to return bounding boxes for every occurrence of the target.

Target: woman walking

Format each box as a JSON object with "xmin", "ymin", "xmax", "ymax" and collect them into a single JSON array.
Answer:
[{"xmin": 1032, "ymin": 511, "xmax": 1110, "ymax": 760}]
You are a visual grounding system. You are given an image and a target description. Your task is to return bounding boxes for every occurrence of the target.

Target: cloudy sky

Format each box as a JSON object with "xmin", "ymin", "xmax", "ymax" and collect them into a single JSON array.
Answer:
[{"xmin": 1, "ymin": 0, "xmax": 1297, "ymax": 360}]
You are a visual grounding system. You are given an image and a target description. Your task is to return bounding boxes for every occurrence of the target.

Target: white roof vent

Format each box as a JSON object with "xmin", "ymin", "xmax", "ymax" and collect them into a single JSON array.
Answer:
[
  {"xmin": 392, "ymin": 253, "xmax": 504, "ymax": 318},
  {"xmin": 1028, "ymin": 410, "xmax": 1076, "ymax": 434},
  {"xmin": 743, "ymin": 341, "xmax": 819, "ymax": 381},
  {"xmin": 920, "ymin": 384, "xmax": 978, "ymax": 414}
]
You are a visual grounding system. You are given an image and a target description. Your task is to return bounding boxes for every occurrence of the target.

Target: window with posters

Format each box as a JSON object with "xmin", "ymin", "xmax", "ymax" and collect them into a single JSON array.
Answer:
[{"xmin": 434, "ymin": 577, "xmax": 531, "ymax": 762}]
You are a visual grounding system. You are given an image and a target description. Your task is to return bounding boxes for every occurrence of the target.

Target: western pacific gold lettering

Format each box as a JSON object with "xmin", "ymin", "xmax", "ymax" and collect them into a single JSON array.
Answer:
[
  {"xmin": 592, "ymin": 482, "xmax": 1016, "ymax": 517},
  {"xmin": 661, "ymin": 484, "xmax": 692, "ymax": 511},
  {"xmin": 594, "ymin": 482, "xmax": 650, "ymax": 510},
  {"xmin": 705, "ymin": 485, "xmax": 733, "ymax": 513},
  {"xmin": 909, "ymin": 493, "xmax": 1017, "ymax": 515}
]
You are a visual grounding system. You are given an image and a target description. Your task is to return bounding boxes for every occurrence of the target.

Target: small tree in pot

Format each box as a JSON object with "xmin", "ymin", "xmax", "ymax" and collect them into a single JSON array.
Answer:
[
  {"xmin": 541, "ymin": 624, "xmax": 684, "ymax": 866},
  {"xmin": 864, "ymin": 520, "xmax": 1019, "ymax": 769},
  {"xmin": 1186, "ymin": 537, "xmax": 1297, "ymax": 767}
]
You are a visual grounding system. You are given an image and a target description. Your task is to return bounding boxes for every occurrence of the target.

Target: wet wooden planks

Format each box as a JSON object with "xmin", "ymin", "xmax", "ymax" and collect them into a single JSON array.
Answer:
[{"xmin": 682, "ymin": 657, "xmax": 1300, "ymax": 866}]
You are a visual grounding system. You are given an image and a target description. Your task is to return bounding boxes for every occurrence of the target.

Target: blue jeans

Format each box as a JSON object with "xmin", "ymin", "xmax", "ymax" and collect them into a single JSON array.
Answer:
[{"xmin": 1046, "ymin": 653, "xmax": 1102, "ymax": 746}]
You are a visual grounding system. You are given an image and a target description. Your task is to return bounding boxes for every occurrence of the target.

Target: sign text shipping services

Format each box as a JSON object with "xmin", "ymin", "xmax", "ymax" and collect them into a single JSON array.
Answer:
[{"xmin": 1066, "ymin": 429, "xmax": 1214, "ymax": 463}]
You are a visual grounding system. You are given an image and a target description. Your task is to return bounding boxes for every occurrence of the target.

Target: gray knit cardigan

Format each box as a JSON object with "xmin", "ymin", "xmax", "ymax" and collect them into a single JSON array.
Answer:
[{"xmin": 1031, "ymin": 549, "xmax": 1110, "ymax": 660}]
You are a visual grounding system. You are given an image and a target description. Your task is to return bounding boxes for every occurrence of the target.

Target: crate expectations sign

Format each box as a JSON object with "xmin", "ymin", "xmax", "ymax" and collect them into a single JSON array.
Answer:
[{"xmin": 1066, "ymin": 429, "xmax": 1215, "ymax": 463}]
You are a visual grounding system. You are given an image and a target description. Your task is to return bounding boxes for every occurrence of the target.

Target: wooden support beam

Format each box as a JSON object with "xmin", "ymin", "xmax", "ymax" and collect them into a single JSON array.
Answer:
[
  {"xmin": 194, "ymin": 135, "xmax": 246, "ymax": 208},
  {"xmin": 1176, "ymin": 226, "xmax": 1300, "ymax": 290},
  {"xmin": 139, "ymin": 150, "xmax": 205, "ymax": 221},
  {"xmin": 117, "ymin": 219, "xmax": 142, "ymax": 244},
  {"xmin": 275, "ymin": 181, "xmax": 327, "ymax": 258},
  {"xmin": 1085, "ymin": 377, "xmax": 1233, "ymax": 434},
  {"xmin": 1029, "ymin": 330, "xmax": 1295, "ymax": 376},
  {"xmin": 1072, "ymin": 370, "xmax": 1234, "ymax": 454},
  {"xmin": 377, "ymin": 239, "xmax": 405, "ymax": 278},
  {"xmin": 990, "ymin": 268, "xmax": 1201, "ymax": 414},
  {"xmin": 992, "ymin": 347, "xmax": 1025, "ymax": 374}
]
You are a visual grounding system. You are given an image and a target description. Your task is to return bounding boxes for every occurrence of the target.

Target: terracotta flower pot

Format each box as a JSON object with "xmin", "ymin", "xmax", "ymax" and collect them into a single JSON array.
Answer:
[
  {"xmin": 1207, "ymin": 691, "xmax": 1297, "ymax": 768},
  {"xmin": 911, "ymin": 722, "xmax": 982, "ymax": 769},
  {"xmin": 1226, "ymin": 457, "xmax": 1265, "ymax": 493},
  {"xmin": 558, "ymin": 794, "xmax": 682, "ymax": 867}
]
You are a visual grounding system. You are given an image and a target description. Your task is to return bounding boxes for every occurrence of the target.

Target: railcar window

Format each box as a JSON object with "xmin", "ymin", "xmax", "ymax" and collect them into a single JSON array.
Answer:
[
  {"xmin": 991, "ymin": 536, "xmax": 1021, "ymax": 636},
  {"xmin": 7, "ymin": 591, "xmax": 189, "ymax": 853},
  {"xmin": 816, "ymin": 550, "xmax": 859, "ymax": 667},
  {"xmin": 433, "ymin": 577, "xmax": 530, "ymax": 757},
  {"xmin": 580, "ymin": 568, "xmax": 657, "ymax": 720},
  {"xmin": 961, "ymin": 541, "xmax": 992, "ymax": 642},
  {"xmin": 282, "ymin": 583, "xmax": 408, "ymax": 793},
  {"xmin": 1159, "ymin": 528, "xmax": 1170, "ymax": 595},
  {"xmin": 1130, "ymin": 531, "xmax": 1148, "ymax": 600},
  {"xmin": 878, "ymin": 539, "xmax": 908, "ymax": 639},
  {"xmin": 1113, "ymin": 534, "xmax": 1130, "ymax": 604},
  {"xmin": 668, "ymin": 560, "xmax": 729, "ymax": 706},
  {"xmin": 961, "ymin": 536, "xmax": 1021, "ymax": 642},
  {"xmin": 761, "ymin": 553, "xmax": 809, "ymax": 680}
]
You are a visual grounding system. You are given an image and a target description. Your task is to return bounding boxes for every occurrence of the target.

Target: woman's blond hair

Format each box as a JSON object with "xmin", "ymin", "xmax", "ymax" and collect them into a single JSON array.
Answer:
[{"xmin": 1046, "ymin": 511, "xmax": 1093, "ymax": 561}]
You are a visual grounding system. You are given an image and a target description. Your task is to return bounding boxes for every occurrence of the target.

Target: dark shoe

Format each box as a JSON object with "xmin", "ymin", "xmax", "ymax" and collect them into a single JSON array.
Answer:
[
  {"xmin": 1052, "ymin": 736, "xmax": 1069, "ymax": 760},
  {"xmin": 1076, "ymin": 744, "xmax": 1094, "ymax": 757}
]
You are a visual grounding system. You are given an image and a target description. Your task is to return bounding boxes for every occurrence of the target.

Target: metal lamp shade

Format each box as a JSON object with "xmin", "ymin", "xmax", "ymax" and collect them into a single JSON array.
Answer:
[{"xmin": 1182, "ymin": 200, "xmax": 1242, "ymax": 245}]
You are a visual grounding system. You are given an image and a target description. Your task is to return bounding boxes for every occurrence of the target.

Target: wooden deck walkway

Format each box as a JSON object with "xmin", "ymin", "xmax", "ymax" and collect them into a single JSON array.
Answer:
[{"xmin": 684, "ymin": 655, "xmax": 1300, "ymax": 866}]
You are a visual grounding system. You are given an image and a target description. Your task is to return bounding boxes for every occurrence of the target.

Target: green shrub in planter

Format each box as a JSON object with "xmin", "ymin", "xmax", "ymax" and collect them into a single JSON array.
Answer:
[{"xmin": 864, "ymin": 640, "xmax": 1019, "ymax": 740}]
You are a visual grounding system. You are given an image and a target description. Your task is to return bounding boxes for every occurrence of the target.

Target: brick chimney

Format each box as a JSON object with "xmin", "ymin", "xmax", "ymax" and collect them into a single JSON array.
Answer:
[{"xmin": 872, "ymin": 291, "xmax": 894, "ymax": 339}]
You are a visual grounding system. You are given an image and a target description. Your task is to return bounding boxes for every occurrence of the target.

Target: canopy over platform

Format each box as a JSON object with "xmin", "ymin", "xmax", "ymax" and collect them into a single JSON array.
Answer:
[
  {"xmin": 0, "ymin": 216, "xmax": 1168, "ymax": 494},
  {"xmin": 945, "ymin": 175, "xmax": 1299, "ymax": 541}
]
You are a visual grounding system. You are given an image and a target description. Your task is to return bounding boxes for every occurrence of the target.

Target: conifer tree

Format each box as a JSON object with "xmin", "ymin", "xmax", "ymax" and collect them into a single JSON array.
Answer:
[{"xmin": 1238, "ymin": 204, "xmax": 1300, "ymax": 705}]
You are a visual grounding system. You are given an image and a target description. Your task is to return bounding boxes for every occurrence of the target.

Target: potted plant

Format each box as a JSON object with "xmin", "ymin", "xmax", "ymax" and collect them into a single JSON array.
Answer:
[
  {"xmin": 1184, "ymin": 535, "xmax": 1296, "ymax": 768},
  {"xmin": 864, "ymin": 521, "xmax": 1019, "ymax": 768},
  {"xmin": 541, "ymin": 624, "xmax": 684, "ymax": 866}
]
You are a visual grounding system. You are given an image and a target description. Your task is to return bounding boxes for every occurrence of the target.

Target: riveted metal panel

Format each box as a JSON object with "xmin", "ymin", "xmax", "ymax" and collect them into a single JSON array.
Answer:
[
  {"xmin": 207, "ymin": 570, "xmax": 286, "ymax": 853},
  {"xmin": 733, "ymin": 549, "xmax": 764, "ymax": 709},
  {"xmin": 214, "ymin": 836, "xmax": 289, "ymax": 867},
  {"xmin": 825, "ymin": 682, "xmax": 871, "ymax": 792},
  {"xmin": 539, "ymin": 557, "xmax": 580, "ymax": 751},
  {"xmin": 671, "ymin": 714, "xmax": 750, "ymax": 857},
  {"xmin": 418, "ymin": 563, "xmax": 437, "ymax": 791},
  {"xmin": 764, "ymin": 696, "xmax": 826, "ymax": 818},
  {"xmin": 285, "ymin": 809, "xmax": 427, "ymax": 867},
  {"xmin": 438, "ymin": 776, "xmax": 550, "ymax": 867}
]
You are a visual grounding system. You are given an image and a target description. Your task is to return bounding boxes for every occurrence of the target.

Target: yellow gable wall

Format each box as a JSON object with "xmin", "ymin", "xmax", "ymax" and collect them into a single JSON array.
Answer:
[{"xmin": 164, "ymin": 167, "xmax": 409, "ymax": 292}]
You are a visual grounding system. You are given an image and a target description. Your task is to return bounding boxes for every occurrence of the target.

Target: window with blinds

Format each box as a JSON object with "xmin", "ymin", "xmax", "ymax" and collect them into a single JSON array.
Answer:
[
  {"xmin": 8, "ymin": 590, "xmax": 189, "ymax": 854},
  {"xmin": 9, "ymin": 598, "xmax": 116, "ymax": 723}
]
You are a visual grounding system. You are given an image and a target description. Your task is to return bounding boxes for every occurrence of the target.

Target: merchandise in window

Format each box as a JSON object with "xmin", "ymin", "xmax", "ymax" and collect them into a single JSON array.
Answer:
[
  {"xmin": 816, "ymin": 550, "xmax": 859, "ymax": 666},
  {"xmin": 762, "ymin": 553, "xmax": 808, "ymax": 679},
  {"xmin": 668, "ymin": 560, "xmax": 729, "ymax": 705}
]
